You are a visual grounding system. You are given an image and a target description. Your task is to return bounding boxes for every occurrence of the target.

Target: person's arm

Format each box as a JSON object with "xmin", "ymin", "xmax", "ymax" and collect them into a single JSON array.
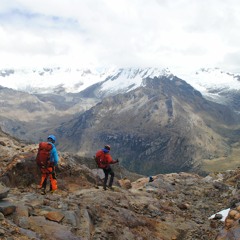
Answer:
[
  {"xmin": 107, "ymin": 155, "xmax": 119, "ymax": 164},
  {"xmin": 51, "ymin": 146, "xmax": 59, "ymax": 166},
  {"xmin": 112, "ymin": 159, "xmax": 119, "ymax": 164}
]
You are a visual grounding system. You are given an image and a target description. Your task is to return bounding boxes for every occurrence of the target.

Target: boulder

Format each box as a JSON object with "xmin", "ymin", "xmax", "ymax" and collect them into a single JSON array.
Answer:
[
  {"xmin": 0, "ymin": 200, "xmax": 16, "ymax": 216},
  {"xmin": 118, "ymin": 178, "xmax": 132, "ymax": 189},
  {"xmin": 0, "ymin": 183, "xmax": 10, "ymax": 200},
  {"xmin": 45, "ymin": 211, "xmax": 65, "ymax": 223}
]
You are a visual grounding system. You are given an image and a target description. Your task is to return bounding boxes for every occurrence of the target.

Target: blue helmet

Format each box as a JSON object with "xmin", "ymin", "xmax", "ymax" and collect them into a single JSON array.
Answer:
[
  {"xmin": 149, "ymin": 176, "xmax": 154, "ymax": 182},
  {"xmin": 48, "ymin": 135, "xmax": 56, "ymax": 143}
]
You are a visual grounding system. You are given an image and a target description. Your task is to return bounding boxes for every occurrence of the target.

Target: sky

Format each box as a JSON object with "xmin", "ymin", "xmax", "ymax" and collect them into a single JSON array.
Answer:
[{"xmin": 1, "ymin": 0, "xmax": 240, "ymax": 73}]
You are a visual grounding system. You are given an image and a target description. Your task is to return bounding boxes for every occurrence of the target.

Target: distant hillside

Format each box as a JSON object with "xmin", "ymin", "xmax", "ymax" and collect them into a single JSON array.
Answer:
[{"xmin": 55, "ymin": 76, "xmax": 240, "ymax": 175}]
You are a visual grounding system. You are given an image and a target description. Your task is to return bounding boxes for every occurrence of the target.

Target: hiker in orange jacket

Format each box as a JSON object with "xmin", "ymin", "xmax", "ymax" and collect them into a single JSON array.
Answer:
[
  {"xmin": 36, "ymin": 135, "xmax": 59, "ymax": 195},
  {"xmin": 95, "ymin": 145, "xmax": 119, "ymax": 190}
]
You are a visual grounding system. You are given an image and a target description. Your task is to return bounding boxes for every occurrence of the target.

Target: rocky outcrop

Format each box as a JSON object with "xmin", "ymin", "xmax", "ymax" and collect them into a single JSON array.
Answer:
[
  {"xmin": 1, "ymin": 156, "xmax": 240, "ymax": 239},
  {"xmin": 1, "ymin": 126, "xmax": 240, "ymax": 239}
]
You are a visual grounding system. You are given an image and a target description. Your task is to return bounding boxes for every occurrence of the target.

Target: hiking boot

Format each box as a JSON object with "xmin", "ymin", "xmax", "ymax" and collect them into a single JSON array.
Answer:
[
  {"xmin": 41, "ymin": 189, "xmax": 46, "ymax": 195},
  {"xmin": 103, "ymin": 186, "xmax": 107, "ymax": 191},
  {"xmin": 108, "ymin": 186, "xmax": 114, "ymax": 191},
  {"xmin": 50, "ymin": 189, "xmax": 57, "ymax": 194}
]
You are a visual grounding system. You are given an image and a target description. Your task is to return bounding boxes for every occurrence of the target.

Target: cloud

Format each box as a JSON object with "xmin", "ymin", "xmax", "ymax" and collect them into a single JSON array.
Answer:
[{"xmin": 0, "ymin": 0, "xmax": 240, "ymax": 72}]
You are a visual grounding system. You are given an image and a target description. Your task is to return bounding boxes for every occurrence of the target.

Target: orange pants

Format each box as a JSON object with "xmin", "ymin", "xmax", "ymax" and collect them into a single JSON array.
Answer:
[{"xmin": 39, "ymin": 167, "xmax": 57, "ymax": 191}]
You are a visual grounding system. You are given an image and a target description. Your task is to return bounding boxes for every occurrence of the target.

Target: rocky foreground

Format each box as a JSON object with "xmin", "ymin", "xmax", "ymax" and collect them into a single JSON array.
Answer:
[{"xmin": 0, "ymin": 131, "xmax": 240, "ymax": 239}]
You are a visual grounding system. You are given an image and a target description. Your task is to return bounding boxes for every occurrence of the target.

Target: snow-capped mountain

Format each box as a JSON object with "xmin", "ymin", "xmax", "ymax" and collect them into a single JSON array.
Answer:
[
  {"xmin": 98, "ymin": 68, "xmax": 172, "ymax": 95},
  {"xmin": 0, "ymin": 68, "xmax": 116, "ymax": 94},
  {"xmin": 1, "ymin": 67, "xmax": 240, "ymax": 110},
  {"xmin": 181, "ymin": 68, "xmax": 240, "ymax": 92},
  {"xmin": 177, "ymin": 68, "xmax": 240, "ymax": 104},
  {"xmin": 0, "ymin": 67, "xmax": 171, "ymax": 94}
]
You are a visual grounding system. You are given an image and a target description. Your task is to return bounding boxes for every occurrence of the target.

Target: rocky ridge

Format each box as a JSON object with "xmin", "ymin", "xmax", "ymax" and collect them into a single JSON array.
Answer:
[{"xmin": 0, "ymin": 129, "xmax": 240, "ymax": 239}]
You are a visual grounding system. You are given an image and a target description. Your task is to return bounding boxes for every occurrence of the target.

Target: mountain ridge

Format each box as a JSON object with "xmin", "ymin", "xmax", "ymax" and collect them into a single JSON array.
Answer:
[
  {"xmin": 55, "ymin": 76, "xmax": 240, "ymax": 175},
  {"xmin": 1, "ymin": 67, "xmax": 240, "ymax": 175},
  {"xmin": 0, "ymin": 67, "xmax": 239, "ymax": 100},
  {"xmin": 1, "ymin": 66, "xmax": 240, "ymax": 112}
]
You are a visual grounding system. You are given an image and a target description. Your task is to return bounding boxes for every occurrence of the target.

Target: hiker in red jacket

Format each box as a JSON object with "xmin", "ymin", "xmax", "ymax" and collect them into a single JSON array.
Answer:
[{"xmin": 95, "ymin": 145, "xmax": 119, "ymax": 190}]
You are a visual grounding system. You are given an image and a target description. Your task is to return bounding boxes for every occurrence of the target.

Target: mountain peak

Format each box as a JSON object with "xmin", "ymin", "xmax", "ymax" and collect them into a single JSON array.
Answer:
[
  {"xmin": 0, "ymin": 67, "xmax": 172, "ymax": 95},
  {"xmin": 1, "ymin": 66, "xmax": 240, "ymax": 111}
]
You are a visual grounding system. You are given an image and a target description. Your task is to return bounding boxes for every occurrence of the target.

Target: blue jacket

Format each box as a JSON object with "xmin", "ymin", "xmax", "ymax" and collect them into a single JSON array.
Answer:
[{"xmin": 48, "ymin": 142, "xmax": 59, "ymax": 166}]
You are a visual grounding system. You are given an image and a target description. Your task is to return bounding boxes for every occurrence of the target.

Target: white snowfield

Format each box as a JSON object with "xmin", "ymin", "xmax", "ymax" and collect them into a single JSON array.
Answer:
[
  {"xmin": 0, "ymin": 67, "xmax": 239, "ymax": 101},
  {"xmin": 0, "ymin": 68, "xmax": 115, "ymax": 94}
]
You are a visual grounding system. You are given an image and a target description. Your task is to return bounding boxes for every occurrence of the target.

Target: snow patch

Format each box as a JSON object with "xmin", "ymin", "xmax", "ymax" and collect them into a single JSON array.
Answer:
[{"xmin": 209, "ymin": 208, "xmax": 230, "ymax": 222}]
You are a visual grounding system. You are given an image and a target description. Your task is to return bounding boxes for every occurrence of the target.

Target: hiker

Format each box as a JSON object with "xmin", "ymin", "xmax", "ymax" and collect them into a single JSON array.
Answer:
[
  {"xmin": 36, "ymin": 135, "xmax": 59, "ymax": 194},
  {"xmin": 149, "ymin": 176, "xmax": 154, "ymax": 182},
  {"xmin": 95, "ymin": 145, "xmax": 119, "ymax": 190}
]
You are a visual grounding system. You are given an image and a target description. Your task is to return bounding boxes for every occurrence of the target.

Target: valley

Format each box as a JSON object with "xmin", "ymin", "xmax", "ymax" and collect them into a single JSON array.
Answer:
[{"xmin": 0, "ymin": 67, "xmax": 240, "ymax": 175}]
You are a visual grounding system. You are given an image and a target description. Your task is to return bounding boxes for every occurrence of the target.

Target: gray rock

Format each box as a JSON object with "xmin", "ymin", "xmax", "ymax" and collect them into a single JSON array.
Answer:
[
  {"xmin": 63, "ymin": 211, "xmax": 78, "ymax": 227},
  {"xmin": 18, "ymin": 216, "xmax": 30, "ymax": 228},
  {"xmin": 0, "ymin": 228, "xmax": 5, "ymax": 236},
  {"xmin": 0, "ymin": 212, "xmax": 4, "ymax": 221},
  {"xmin": 28, "ymin": 216, "xmax": 81, "ymax": 240},
  {"xmin": 0, "ymin": 200, "xmax": 16, "ymax": 216},
  {"xmin": 0, "ymin": 184, "xmax": 10, "ymax": 200},
  {"xmin": 213, "ymin": 213, "xmax": 223, "ymax": 220},
  {"xmin": 213, "ymin": 181, "xmax": 229, "ymax": 191}
]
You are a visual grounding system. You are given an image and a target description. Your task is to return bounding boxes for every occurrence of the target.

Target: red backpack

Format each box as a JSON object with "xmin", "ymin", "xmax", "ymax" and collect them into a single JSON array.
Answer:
[
  {"xmin": 95, "ymin": 150, "xmax": 108, "ymax": 169},
  {"xmin": 36, "ymin": 142, "xmax": 53, "ymax": 168}
]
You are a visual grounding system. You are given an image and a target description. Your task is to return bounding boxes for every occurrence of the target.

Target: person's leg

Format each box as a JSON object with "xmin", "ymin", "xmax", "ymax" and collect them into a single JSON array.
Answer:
[
  {"xmin": 49, "ymin": 173, "xmax": 57, "ymax": 192},
  {"xmin": 42, "ymin": 177, "xmax": 47, "ymax": 189},
  {"xmin": 103, "ymin": 168, "xmax": 109, "ymax": 190},
  {"xmin": 49, "ymin": 167, "xmax": 53, "ymax": 191},
  {"xmin": 39, "ymin": 173, "xmax": 48, "ymax": 194},
  {"xmin": 108, "ymin": 168, "xmax": 115, "ymax": 188},
  {"xmin": 46, "ymin": 167, "xmax": 57, "ymax": 192}
]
